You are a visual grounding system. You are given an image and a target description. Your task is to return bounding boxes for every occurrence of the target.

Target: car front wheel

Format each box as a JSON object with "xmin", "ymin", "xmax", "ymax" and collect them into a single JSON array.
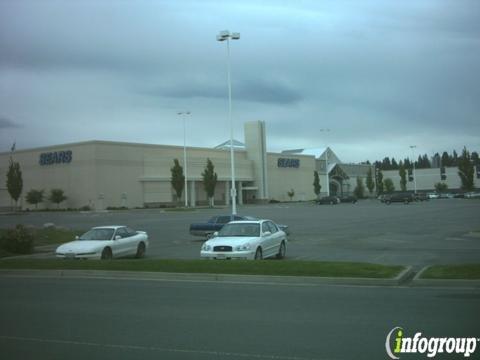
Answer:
[{"xmin": 101, "ymin": 247, "xmax": 112, "ymax": 260}]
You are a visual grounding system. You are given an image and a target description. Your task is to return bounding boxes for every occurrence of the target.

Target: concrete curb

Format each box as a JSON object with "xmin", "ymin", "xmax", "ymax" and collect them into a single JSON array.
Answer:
[
  {"xmin": 0, "ymin": 266, "xmax": 413, "ymax": 287},
  {"xmin": 411, "ymin": 266, "xmax": 480, "ymax": 288}
]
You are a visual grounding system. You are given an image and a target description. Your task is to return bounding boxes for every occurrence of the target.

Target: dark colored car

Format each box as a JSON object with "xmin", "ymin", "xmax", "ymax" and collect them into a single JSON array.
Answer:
[
  {"xmin": 339, "ymin": 195, "xmax": 357, "ymax": 203},
  {"xmin": 190, "ymin": 215, "xmax": 289, "ymax": 238},
  {"xmin": 317, "ymin": 196, "xmax": 340, "ymax": 205},
  {"xmin": 383, "ymin": 192, "xmax": 415, "ymax": 204}
]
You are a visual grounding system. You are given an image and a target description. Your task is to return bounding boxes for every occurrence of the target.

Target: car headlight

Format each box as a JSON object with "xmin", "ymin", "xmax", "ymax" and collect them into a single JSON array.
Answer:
[
  {"xmin": 202, "ymin": 244, "xmax": 212, "ymax": 251},
  {"xmin": 235, "ymin": 243, "xmax": 251, "ymax": 251}
]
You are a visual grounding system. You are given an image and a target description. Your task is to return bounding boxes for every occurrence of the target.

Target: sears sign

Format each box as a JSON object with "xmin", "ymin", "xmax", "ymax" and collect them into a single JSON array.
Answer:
[
  {"xmin": 39, "ymin": 150, "xmax": 73, "ymax": 166},
  {"xmin": 277, "ymin": 158, "xmax": 300, "ymax": 168}
]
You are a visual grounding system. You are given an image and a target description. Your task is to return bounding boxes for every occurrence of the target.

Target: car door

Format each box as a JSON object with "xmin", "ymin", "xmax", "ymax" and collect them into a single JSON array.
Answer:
[
  {"xmin": 260, "ymin": 222, "xmax": 275, "ymax": 257},
  {"xmin": 113, "ymin": 227, "xmax": 130, "ymax": 257},
  {"xmin": 125, "ymin": 227, "xmax": 140, "ymax": 255},
  {"xmin": 266, "ymin": 221, "xmax": 283, "ymax": 256}
]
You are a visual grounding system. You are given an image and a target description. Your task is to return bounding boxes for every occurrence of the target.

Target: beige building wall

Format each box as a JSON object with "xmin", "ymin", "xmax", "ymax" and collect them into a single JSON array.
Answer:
[
  {"xmin": 0, "ymin": 142, "xmax": 97, "ymax": 209},
  {"xmin": 0, "ymin": 140, "xmax": 256, "ymax": 209},
  {"xmin": 267, "ymin": 153, "xmax": 316, "ymax": 201},
  {"xmin": 382, "ymin": 166, "xmax": 480, "ymax": 192}
]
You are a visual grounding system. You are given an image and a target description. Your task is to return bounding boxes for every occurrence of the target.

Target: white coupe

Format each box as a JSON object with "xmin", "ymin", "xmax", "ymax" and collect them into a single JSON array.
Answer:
[
  {"xmin": 200, "ymin": 220, "xmax": 287, "ymax": 260},
  {"xmin": 56, "ymin": 226, "xmax": 149, "ymax": 260}
]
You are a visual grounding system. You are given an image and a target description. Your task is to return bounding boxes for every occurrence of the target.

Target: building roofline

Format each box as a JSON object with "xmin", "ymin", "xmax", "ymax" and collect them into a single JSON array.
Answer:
[{"xmin": 0, "ymin": 139, "xmax": 248, "ymax": 156}]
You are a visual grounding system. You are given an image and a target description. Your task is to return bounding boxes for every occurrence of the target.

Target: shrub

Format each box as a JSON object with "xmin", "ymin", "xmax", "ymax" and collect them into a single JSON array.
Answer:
[{"xmin": 0, "ymin": 225, "xmax": 34, "ymax": 254}]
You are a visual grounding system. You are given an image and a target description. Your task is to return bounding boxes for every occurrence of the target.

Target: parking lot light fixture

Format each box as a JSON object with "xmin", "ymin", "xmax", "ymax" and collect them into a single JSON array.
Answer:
[
  {"xmin": 217, "ymin": 30, "xmax": 240, "ymax": 216},
  {"xmin": 320, "ymin": 129, "xmax": 331, "ymax": 196},
  {"xmin": 178, "ymin": 111, "xmax": 191, "ymax": 207}
]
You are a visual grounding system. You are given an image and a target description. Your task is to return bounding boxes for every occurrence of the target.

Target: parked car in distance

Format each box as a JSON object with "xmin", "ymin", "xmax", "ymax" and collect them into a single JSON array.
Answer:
[
  {"xmin": 414, "ymin": 192, "xmax": 429, "ymax": 201},
  {"xmin": 190, "ymin": 215, "xmax": 289, "ymax": 238},
  {"xmin": 465, "ymin": 192, "xmax": 480, "ymax": 199},
  {"xmin": 56, "ymin": 226, "xmax": 148, "ymax": 260},
  {"xmin": 427, "ymin": 192, "xmax": 439, "ymax": 199},
  {"xmin": 383, "ymin": 192, "xmax": 415, "ymax": 204},
  {"xmin": 339, "ymin": 195, "xmax": 358, "ymax": 203},
  {"xmin": 438, "ymin": 193, "xmax": 455, "ymax": 199},
  {"xmin": 200, "ymin": 220, "xmax": 287, "ymax": 260},
  {"xmin": 190, "ymin": 215, "xmax": 244, "ymax": 238},
  {"xmin": 317, "ymin": 196, "xmax": 340, "ymax": 205}
]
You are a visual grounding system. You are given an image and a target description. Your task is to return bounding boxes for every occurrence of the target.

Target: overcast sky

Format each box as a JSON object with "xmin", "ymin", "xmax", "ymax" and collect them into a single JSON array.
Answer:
[{"xmin": 1, "ymin": 0, "xmax": 479, "ymax": 163}]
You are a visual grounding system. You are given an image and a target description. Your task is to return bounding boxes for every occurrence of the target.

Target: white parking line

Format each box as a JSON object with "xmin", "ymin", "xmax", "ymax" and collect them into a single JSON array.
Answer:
[{"xmin": 0, "ymin": 335, "xmax": 332, "ymax": 360}]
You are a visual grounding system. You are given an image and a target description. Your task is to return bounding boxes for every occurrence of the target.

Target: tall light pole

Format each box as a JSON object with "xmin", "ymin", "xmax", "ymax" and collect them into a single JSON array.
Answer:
[
  {"xmin": 178, "ymin": 111, "xmax": 191, "ymax": 207},
  {"xmin": 217, "ymin": 30, "xmax": 240, "ymax": 216},
  {"xmin": 320, "ymin": 128, "xmax": 331, "ymax": 196},
  {"xmin": 410, "ymin": 145, "xmax": 417, "ymax": 194}
]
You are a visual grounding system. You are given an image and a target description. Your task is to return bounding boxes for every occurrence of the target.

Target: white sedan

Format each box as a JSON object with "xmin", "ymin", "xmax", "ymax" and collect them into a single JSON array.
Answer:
[
  {"xmin": 56, "ymin": 226, "xmax": 149, "ymax": 260},
  {"xmin": 200, "ymin": 220, "xmax": 287, "ymax": 260}
]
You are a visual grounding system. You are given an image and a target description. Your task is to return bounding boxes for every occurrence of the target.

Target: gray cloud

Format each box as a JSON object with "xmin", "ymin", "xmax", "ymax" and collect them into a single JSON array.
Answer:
[
  {"xmin": 0, "ymin": 0, "xmax": 479, "ymax": 161},
  {"xmin": 142, "ymin": 78, "xmax": 303, "ymax": 105},
  {"xmin": 0, "ymin": 117, "xmax": 20, "ymax": 129}
]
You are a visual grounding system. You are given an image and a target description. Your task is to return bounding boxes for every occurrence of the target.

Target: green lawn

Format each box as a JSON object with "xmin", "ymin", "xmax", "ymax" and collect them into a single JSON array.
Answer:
[
  {"xmin": 421, "ymin": 264, "xmax": 480, "ymax": 279},
  {"xmin": 0, "ymin": 259, "xmax": 404, "ymax": 278}
]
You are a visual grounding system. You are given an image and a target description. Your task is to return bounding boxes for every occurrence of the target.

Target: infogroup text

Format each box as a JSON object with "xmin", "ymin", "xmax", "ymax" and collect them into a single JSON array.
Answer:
[{"xmin": 386, "ymin": 327, "xmax": 478, "ymax": 359}]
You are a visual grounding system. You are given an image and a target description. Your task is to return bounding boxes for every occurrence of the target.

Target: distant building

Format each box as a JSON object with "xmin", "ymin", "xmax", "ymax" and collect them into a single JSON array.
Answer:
[{"xmin": 1, "ymin": 120, "xmax": 477, "ymax": 209}]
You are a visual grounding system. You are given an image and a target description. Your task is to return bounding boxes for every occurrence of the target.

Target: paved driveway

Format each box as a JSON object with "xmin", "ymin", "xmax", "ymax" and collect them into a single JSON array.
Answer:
[{"xmin": 1, "ymin": 199, "xmax": 480, "ymax": 268}]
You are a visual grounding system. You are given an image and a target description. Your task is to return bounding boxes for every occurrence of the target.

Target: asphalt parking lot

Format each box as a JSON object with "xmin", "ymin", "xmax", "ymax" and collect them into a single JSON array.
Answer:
[{"xmin": 1, "ymin": 199, "xmax": 479, "ymax": 269}]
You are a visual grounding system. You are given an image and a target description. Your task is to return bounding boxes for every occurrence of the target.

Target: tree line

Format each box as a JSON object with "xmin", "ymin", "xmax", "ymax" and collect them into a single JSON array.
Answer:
[{"xmin": 373, "ymin": 148, "xmax": 479, "ymax": 171}]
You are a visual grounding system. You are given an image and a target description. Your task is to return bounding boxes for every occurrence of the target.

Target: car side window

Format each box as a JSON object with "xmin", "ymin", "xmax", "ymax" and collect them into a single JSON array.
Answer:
[
  {"xmin": 126, "ymin": 227, "xmax": 136, "ymax": 237},
  {"xmin": 116, "ymin": 228, "xmax": 128, "ymax": 238},
  {"xmin": 217, "ymin": 216, "xmax": 231, "ymax": 224},
  {"xmin": 267, "ymin": 222, "xmax": 278, "ymax": 233},
  {"xmin": 261, "ymin": 222, "xmax": 270, "ymax": 234}
]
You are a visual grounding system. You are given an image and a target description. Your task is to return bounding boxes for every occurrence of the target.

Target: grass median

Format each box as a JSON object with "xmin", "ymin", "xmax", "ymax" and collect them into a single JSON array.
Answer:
[
  {"xmin": 421, "ymin": 264, "xmax": 480, "ymax": 280},
  {"xmin": 0, "ymin": 259, "xmax": 404, "ymax": 279}
]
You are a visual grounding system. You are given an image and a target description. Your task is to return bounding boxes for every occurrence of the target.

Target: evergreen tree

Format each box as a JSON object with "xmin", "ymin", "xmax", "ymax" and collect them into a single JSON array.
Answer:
[
  {"xmin": 170, "ymin": 159, "xmax": 185, "ymax": 204},
  {"xmin": 391, "ymin": 158, "xmax": 398, "ymax": 170},
  {"xmin": 366, "ymin": 167, "xmax": 375, "ymax": 195},
  {"xmin": 441, "ymin": 151, "xmax": 450, "ymax": 167},
  {"xmin": 458, "ymin": 147, "xmax": 475, "ymax": 191},
  {"xmin": 471, "ymin": 151, "xmax": 479, "ymax": 166},
  {"xmin": 353, "ymin": 177, "xmax": 365, "ymax": 199},
  {"xmin": 376, "ymin": 169, "xmax": 384, "ymax": 194},
  {"xmin": 313, "ymin": 171, "xmax": 321, "ymax": 199},
  {"xmin": 6, "ymin": 157, "xmax": 23, "ymax": 208},
  {"xmin": 382, "ymin": 157, "xmax": 392, "ymax": 170},
  {"xmin": 202, "ymin": 159, "xmax": 218, "ymax": 207},
  {"xmin": 452, "ymin": 150, "xmax": 459, "ymax": 166}
]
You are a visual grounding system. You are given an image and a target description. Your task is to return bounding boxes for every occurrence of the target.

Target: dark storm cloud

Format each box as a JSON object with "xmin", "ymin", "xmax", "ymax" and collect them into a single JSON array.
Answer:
[
  {"xmin": 0, "ymin": 117, "xmax": 20, "ymax": 129},
  {"xmin": 142, "ymin": 78, "xmax": 303, "ymax": 104}
]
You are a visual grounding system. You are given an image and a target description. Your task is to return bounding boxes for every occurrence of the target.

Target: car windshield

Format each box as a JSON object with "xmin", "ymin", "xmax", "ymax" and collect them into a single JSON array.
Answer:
[
  {"xmin": 218, "ymin": 223, "xmax": 260, "ymax": 237},
  {"xmin": 79, "ymin": 228, "xmax": 114, "ymax": 240}
]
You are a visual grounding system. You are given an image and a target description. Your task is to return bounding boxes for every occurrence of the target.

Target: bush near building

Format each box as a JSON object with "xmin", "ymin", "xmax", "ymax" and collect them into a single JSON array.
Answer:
[
  {"xmin": 26, "ymin": 189, "xmax": 44, "ymax": 209},
  {"xmin": 49, "ymin": 189, "xmax": 67, "ymax": 208}
]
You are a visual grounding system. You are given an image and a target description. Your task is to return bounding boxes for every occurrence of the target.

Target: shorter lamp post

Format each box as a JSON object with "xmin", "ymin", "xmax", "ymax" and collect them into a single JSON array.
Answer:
[
  {"xmin": 410, "ymin": 145, "xmax": 417, "ymax": 194},
  {"xmin": 178, "ymin": 111, "xmax": 191, "ymax": 207}
]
